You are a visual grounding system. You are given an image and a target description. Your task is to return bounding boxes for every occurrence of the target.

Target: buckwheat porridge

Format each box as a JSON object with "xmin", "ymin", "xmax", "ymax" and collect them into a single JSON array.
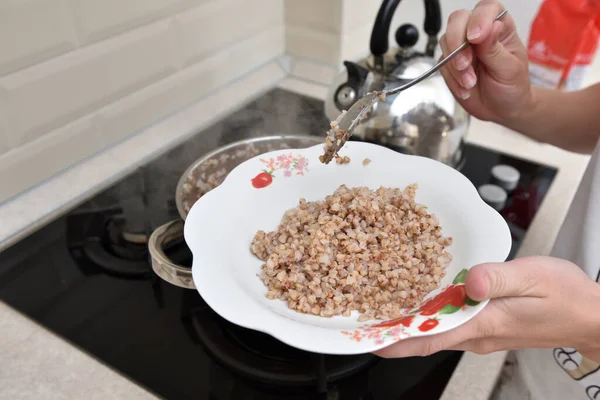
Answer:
[{"xmin": 250, "ymin": 184, "xmax": 452, "ymax": 322}]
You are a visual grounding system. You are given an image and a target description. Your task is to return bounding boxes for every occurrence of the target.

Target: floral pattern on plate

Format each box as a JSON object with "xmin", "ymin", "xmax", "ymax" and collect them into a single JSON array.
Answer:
[
  {"xmin": 251, "ymin": 153, "xmax": 309, "ymax": 189},
  {"xmin": 341, "ymin": 269, "xmax": 480, "ymax": 344}
]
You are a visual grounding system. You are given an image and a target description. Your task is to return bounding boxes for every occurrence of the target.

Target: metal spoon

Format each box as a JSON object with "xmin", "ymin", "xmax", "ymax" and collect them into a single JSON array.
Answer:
[{"xmin": 320, "ymin": 10, "xmax": 509, "ymax": 164}]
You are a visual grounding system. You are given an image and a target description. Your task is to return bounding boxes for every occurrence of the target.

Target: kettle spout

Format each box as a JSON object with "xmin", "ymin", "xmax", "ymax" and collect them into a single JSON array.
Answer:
[
  {"xmin": 344, "ymin": 61, "xmax": 370, "ymax": 87},
  {"xmin": 333, "ymin": 61, "xmax": 370, "ymax": 111}
]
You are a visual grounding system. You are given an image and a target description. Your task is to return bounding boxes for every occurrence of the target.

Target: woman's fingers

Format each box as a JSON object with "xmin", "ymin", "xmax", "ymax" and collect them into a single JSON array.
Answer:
[
  {"xmin": 440, "ymin": 57, "xmax": 471, "ymax": 100},
  {"xmin": 445, "ymin": 9, "xmax": 474, "ymax": 71},
  {"xmin": 440, "ymin": 34, "xmax": 477, "ymax": 90},
  {"xmin": 466, "ymin": 259, "xmax": 547, "ymax": 302},
  {"xmin": 442, "ymin": 9, "xmax": 479, "ymax": 91},
  {"xmin": 440, "ymin": 62, "xmax": 471, "ymax": 100},
  {"xmin": 466, "ymin": 1, "xmax": 521, "ymax": 79},
  {"xmin": 443, "ymin": 1, "xmax": 521, "ymax": 87},
  {"xmin": 466, "ymin": 0, "xmax": 507, "ymax": 43}
]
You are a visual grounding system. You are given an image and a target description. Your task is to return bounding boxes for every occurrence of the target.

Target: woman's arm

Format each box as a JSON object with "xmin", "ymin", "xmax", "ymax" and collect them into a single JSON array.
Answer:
[
  {"xmin": 437, "ymin": 0, "xmax": 600, "ymax": 154},
  {"xmin": 507, "ymin": 83, "xmax": 600, "ymax": 154}
]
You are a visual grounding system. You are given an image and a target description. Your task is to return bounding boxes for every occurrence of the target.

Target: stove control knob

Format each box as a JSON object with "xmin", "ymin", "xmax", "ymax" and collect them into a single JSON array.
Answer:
[
  {"xmin": 478, "ymin": 184, "xmax": 507, "ymax": 212},
  {"xmin": 491, "ymin": 164, "xmax": 520, "ymax": 192}
]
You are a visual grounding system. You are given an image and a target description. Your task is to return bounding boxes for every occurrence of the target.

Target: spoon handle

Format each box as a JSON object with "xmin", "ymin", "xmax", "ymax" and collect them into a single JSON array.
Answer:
[{"xmin": 385, "ymin": 9, "xmax": 508, "ymax": 97}]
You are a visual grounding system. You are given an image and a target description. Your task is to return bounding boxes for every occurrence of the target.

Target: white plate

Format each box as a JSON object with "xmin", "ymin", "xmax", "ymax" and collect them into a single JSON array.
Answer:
[{"xmin": 185, "ymin": 141, "xmax": 511, "ymax": 355}]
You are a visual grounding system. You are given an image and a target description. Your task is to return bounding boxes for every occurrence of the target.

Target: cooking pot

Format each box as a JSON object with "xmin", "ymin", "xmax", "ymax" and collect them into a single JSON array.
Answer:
[{"xmin": 148, "ymin": 135, "xmax": 323, "ymax": 289}]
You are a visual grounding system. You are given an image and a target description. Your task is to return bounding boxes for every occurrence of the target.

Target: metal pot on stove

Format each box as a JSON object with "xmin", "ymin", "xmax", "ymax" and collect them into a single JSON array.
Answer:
[
  {"xmin": 324, "ymin": 0, "xmax": 470, "ymax": 169},
  {"xmin": 148, "ymin": 135, "xmax": 323, "ymax": 289}
]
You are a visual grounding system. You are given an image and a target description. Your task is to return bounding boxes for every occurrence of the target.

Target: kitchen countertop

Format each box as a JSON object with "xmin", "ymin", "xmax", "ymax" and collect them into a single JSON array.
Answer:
[{"xmin": 0, "ymin": 66, "xmax": 594, "ymax": 399}]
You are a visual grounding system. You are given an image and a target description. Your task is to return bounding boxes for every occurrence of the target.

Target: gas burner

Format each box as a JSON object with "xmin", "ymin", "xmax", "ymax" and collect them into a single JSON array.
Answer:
[
  {"xmin": 66, "ymin": 208, "xmax": 152, "ymax": 278},
  {"xmin": 122, "ymin": 231, "xmax": 149, "ymax": 245},
  {"xmin": 208, "ymin": 360, "xmax": 365, "ymax": 400},
  {"xmin": 180, "ymin": 291, "xmax": 376, "ymax": 398},
  {"xmin": 104, "ymin": 216, "xmax": 149, "ymax": 259}
]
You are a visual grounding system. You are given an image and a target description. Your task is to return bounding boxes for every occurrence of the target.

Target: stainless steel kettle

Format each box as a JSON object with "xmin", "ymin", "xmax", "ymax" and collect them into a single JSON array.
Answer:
[{"xmin": 324, "ymin": 0, "xmax": 470, "ymax": 169}]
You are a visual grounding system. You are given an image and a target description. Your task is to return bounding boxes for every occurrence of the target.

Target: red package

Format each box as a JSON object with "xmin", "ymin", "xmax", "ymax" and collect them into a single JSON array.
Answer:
[{"xmin": 527, "ymin": 0, "xmax": 600, "ymax": 90}]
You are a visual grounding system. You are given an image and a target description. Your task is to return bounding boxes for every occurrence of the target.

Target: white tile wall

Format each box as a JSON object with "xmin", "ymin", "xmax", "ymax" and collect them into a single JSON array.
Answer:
[
  {"xmin": 278, "ymin": 76, "xmax": 328, "ymax": 100},
  {"xmin": 0, "ymin": 118, "xmax": 102, "ymax": 201},
  {"xmin": 0, "ymin": 0, "xmax": 78, "ymax": 77},
  {"xmin": 285, "ymin": 0, "xmax": 341, "ymax": 33},
  {"xmin": 1, "ymin": 20, "xmax": 179, "ymax": 147},
  {"xmin": 0, "ymin": 112, "xmax": 9, "ymax": 155},
  {"xmin": 69, "ymin": 0, "xmax": 200, "ymax": 44},
  {"xmin": 340, "ymin": 0, "xmax": 379, "ymax": 34},
  {"xmin": 290, "ymin": 58, "xmax": 337, "ymax": 85},
  {"xmin": 99, "ymin": 25, "xmax": 284, "ymax": 147},
  {"xmin": 175, "ymin": 0, "xmax": 283, "ymax": 66},
  {"xmin": 285, "ymin": 0, "xmax": 341, "ymax": 65},
  {"xmin": 286, "ymin": 26, "xmax": 340, "ymax": 65},
  {"xmin": 0, "ymin": 0, "xmax": 286, "ymax": 204},
  {"xmin": 340, "ymin": 24, "xmax": 372, "ymax": 63}
]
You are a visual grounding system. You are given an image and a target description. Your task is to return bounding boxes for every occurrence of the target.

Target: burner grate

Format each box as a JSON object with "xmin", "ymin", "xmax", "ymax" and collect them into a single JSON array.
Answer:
[{"xmin": 67, "ymin": 209, "xmax": 152, "ymax": 278}]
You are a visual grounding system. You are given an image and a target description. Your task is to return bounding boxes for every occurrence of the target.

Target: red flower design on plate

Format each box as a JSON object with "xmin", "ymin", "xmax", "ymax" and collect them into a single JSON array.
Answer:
[
  {"xmin": 418, "ymin": 318, "xmax": 439, "ymax": 332},
  {"xmin": 419, "ymin": 285, "xmax": 467, "ymax": 316},
  {"xmin": 252, "ymin": 153, "xmax": 309, "ymax": 189},
  {"xmin": 251, "ymin": 172, "xmax": 273, "ymax": 189},
  {"xmin": 341, "ymin": 269, "xmax": 482, "ymax": 344},
  {"xmin": 417, "ymin": 268, "xmax": 480, "ymax": 316},
  {"xmin": 371, "ymin": 314, "xmax": 415, "ymax": 329}
]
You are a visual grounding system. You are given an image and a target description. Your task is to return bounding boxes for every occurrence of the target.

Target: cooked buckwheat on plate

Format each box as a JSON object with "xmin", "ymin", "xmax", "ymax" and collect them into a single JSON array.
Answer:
[
  {"xmin": 251, "ymin": 184, "xmax": 452, "ymax": 322},
  {"xmin": 185, "ymin": 140, "xmax": 511, "ymax": 355}
]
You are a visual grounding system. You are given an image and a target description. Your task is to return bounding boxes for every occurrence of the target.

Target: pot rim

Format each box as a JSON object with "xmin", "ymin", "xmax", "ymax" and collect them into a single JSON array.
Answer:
[{"xmin": 174, "ymin": 134, "xmax": 323, "ymax": 220}]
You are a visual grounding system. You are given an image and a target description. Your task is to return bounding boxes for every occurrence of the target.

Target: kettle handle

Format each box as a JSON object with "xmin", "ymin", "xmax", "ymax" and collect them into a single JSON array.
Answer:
[
  {"xmin": 423, "ymin": 0, "xmax": 442, "ymax": 56},
  {"xmin": 370, "ymin": 0, "xmax": 401, "ymax": 57},
  {"xmin": 369, "ymin": 0, "xmax": 442, "ymax": 57},
  {"xmin": 423, "ymin": 0, "xmax": 442, "ymax": 38}
]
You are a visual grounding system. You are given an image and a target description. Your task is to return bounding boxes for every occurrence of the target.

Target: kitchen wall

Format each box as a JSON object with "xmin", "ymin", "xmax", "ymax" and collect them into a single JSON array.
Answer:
[
  {"xmin": 285, "ymin": 0, "xmax": 341, "ymax": 65},
  {"xmin": 0, "ymin": 0, "xmax": 285, "ymax": 204}
]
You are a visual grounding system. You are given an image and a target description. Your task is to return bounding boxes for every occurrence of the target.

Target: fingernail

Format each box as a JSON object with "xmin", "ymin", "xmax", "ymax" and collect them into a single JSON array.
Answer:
[
  {"xmin": 462, "ymin": 71, "xmax": 477, "ymax": 89},
  {"xmin": 454, "ymin": 54, "xmax": 470, "ymax": 71},
  {"xmin": 467, "ymin": 25, "xmax": 481, "ymax": 40},
  {"xmin": 459, "ymin": 89, "xmax": 470, "ymax": 100}
]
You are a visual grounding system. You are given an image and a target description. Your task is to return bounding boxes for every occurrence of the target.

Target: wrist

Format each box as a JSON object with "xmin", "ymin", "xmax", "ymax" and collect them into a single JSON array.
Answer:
[
  {"xmin": 576, "ymin": 283, "xmax": 600, "ymax": 362},
  {"xmin": 502, "ymin": 86, "xmax": 542, "ymax": 135}
]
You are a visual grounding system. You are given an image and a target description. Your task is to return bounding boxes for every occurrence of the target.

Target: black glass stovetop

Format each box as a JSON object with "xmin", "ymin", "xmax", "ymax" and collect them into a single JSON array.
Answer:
[{"xmin": 0, "ymin": 89, "xmax": 557, "ymax": 400}]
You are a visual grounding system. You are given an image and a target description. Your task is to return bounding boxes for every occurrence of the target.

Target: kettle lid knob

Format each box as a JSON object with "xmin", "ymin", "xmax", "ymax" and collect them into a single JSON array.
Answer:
[{"xmin": 395, "ymin": 24, "xmax": 419, "ymax": 49}]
